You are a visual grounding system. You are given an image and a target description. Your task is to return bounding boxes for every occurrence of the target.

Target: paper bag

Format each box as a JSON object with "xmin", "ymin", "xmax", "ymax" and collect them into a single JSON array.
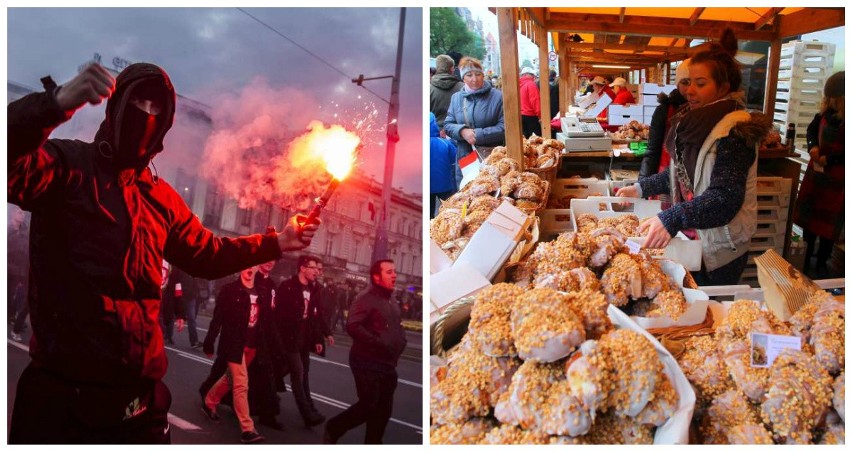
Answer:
[{"xmin": 754, "ymin": 249, "xmax": 821, "ymax": 321}]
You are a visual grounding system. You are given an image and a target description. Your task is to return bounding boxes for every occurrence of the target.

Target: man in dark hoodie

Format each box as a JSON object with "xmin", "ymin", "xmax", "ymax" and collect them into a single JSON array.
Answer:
[
  {"xmin": 323, "ymin": 259, "xmax": 406, "ymax": 444},
  {"xmin": 429, "ymin": 54, "xmax": 463, "ymax": 130},
  {"xmin": 7, "ymin": 62, "xmax": 318, "ymax": 443}
]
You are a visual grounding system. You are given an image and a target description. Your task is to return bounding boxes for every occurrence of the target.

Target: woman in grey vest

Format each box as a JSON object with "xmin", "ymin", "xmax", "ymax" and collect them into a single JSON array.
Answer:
[{"xmin": 617, "ymin": 29, "xmax": 772, "ymax": 285}]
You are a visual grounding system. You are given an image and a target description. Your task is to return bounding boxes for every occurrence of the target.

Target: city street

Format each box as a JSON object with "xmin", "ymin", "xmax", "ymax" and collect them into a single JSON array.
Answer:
[{"xmin": 6, "ymin": 314, "xmax": 423, "ymax": 445}]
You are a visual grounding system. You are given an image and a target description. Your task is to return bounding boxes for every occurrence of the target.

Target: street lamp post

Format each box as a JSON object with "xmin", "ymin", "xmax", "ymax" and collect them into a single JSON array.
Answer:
[{"xmin": 352, "ymin": 7, "xmax": 405, "ymax": 265}]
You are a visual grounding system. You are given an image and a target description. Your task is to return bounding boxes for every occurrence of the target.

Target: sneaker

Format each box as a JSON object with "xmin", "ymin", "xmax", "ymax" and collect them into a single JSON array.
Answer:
[
  {"xmin": 201, "ymin": 403, "xmax": 220, "ymax": 422},
  {"xmin": 240, "ymin": 430, "xmax": 265, "ymax": 443},
  {"xmin": 322, "ymin": 424, "xmax": 338, "ymax": 444},
  {"xmin": 10, "ymin": 332, "xmax": 23, "ymax": 342},
  {"xmin": 304, "ymin": 411, "xmax": 326, "ymax": 428},
  {"xmin": 259, "ymin": 416, "xmax": 284, "ymax": 431},
  {"xmin": 190, "ymin": 342, "xmax": 202, "ymax": 350}
]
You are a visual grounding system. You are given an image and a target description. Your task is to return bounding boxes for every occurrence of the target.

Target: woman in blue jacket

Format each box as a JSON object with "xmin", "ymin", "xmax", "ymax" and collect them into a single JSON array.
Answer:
[{"xmin": 443, "ymin": 57, "xmax": 505, "ymax": 185}]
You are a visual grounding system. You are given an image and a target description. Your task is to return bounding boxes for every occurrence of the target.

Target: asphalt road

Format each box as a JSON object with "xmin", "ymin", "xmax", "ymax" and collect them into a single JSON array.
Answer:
[{"xmin": 6, "ymin": 315, "xmax": 423, "ymax": 444}]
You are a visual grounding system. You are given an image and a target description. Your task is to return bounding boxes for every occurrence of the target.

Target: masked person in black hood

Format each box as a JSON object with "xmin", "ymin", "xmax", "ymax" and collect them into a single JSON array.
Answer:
[{"xmin": 7, "ymin": 62, "xmax": 320, "ymax": 444}]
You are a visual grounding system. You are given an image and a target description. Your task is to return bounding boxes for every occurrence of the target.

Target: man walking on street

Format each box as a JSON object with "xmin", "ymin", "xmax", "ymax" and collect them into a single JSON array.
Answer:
[
  {"xmin": 324, "ymin": 259, "xmax": 406, "ymax": 444},
  {"xmin": 275, "ymin": 255, "xmax": 333, "ymax": 427},
  {"xmin": 202, "ymin": 266, "xmax": 282, "ymax": 443},
  {"xmin": 7, "ymin": 61, "xmax": 318, "ymax": 444}
]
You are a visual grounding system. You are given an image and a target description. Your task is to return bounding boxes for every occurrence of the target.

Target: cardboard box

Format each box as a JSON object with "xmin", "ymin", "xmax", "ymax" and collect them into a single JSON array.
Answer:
[
  {"xmin": 429, "ymin": 262, "xmax": 491, "ymax": 324},
  {"xmin": 640, "ymin": 83, "xmax": 677, "ymax": 95},
  {"xmin": 570, "ymin": 196, "xmax": 703, "ymax": 271},
  {"xmin": 454, "ymin": 202, "xmax": 532, "ymax": 280},
  {"xmin": 608, "ymin": 104, "xmax": 644, "ymax": 126},
  {"xmin": 430, "ymin": 239, "xmax": 453, "ymax": 275}
]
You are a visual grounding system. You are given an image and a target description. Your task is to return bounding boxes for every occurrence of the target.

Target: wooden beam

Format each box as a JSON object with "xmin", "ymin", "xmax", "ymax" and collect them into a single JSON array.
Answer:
[
  {"xmin": 777, "ymin": 8, "xmax": 844, "ymax": 39},
  {"xmin": 668, "ymin": 37, "xmax": 678, "ymax": 47},
  {"xmin": 754, "ymin": 7, "xmax": 783, "ymax": 31},
  {"xmin": 558, "ymin": 34, "xmax": 570, "ymax": 118},
  {"xmin": 764, "ymin": 39, "xmax": 781, "ymax": 116},
  {"xmin": 527, "ymin": 7, "xmax": 547, "ymax": 28},
  {"xmin": 498, "ymin": 7, "xmax": 525, "ymax": 167},
  {"xmin": 566, "ymin": 41, "xmax": 696, "ymax": 54},
  {"xmin": 689, "ymin": 8, "xmax": 705, "ymax": 26},
  {"xmin": 539, "ymin": 28, "xmax": 552, "ymax": 138},
  {"xmin": 546, "ymin": 12, "xmax": 777, "ymax": 41},
  {"xmin": 619, "ymin": 8, "xmax": 626, "ymax": 24}
]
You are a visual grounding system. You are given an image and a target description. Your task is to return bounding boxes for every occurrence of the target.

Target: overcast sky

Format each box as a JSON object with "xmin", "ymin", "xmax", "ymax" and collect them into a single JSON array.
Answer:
[{"xmin": 7, "ymin": 7, "xmax": 423, "ymax": 193}]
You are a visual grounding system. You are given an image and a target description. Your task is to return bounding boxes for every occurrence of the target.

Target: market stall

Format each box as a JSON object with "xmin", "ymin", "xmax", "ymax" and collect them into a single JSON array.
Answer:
[{"xmin": 429, "ymin": 7, "xmax": 844, "ymax": 445}]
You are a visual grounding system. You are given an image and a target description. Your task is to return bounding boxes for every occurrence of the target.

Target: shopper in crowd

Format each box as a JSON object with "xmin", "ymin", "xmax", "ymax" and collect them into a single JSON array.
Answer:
[
  {"xmin": 616, "ymin": 29, "xmax": 772, "ymax": 285},
  {"xmin": 444, "ymin": 56, "xmax": 505, "ymax": 184},
  {"xmin": 161, "ymin": 265, "xmax": 200, "ymax": 348},
  {"xmin": 588, "ymin": 75, "xmax": 616, "ymax": 123},
  {"xmin": 324, "ymin": 260, "xmax": 406, "ymax": 444},
  {"xmin": 609, "ymin": 77, "xmax": 636, "ymax": 105},
  {"xmin": 519, "ymin": 66, "xmax": 542, "ymax": 138},
  {"xmin": 639, "ymin": 59, "xmax": 692, "ymax": 190},
  {"xmin": 429, "ymin": 112, "xmax": 458, "ymax": 218},
  {"xmin": 9, "ymin": 281, "xmax": 29, "ymax": 343},
  {"xmin": 202, "ymin": 266, "xmax": 282, "ymax": 443},
  {"xmin": 274, "ymin": 255, "xmax": 331, "ymax": 428},
  {"xmin": 7, "ymin": 62, "xmax": 318, "ymax": 444},
  {"xmin": 316, "ymin": 262, "xmax": 338, "ymax": 339},
  {"xmin": 793, "ymin": 71, "xmax": 845, "ymax": 277},
  {"xmin": 430, "ymin": 54, "xmax": 464, "ymax": 130}
]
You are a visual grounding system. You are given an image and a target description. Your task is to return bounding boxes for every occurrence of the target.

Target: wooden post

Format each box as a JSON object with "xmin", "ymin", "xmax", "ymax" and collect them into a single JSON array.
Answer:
[
  {"xmin": 497, "ymin": 7, "xmax": 524, "ymax": 166},
  {"xmin": 539, "ymin": 27, "xmax": 551, "ymax": 139},
  {"xmin": 558, "ymin": 35, "xmax": 570, "ymax": 117},
  {"xmin": 764, "ymin": 39, "xmax": 781, "ymax": 116}
]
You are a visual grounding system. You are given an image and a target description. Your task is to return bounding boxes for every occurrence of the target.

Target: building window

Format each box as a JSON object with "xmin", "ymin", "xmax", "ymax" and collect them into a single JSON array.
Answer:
[
  {"xmin": 175, "ymin": 168, "xmax": 196, "ymax": 207},
  {"xmin": 237, "ymin": 207, "xmax": 252, "ymax": 228},
  {"xmin": 203, "ymin": 185, "xmax": 224, "ymax": 228}
]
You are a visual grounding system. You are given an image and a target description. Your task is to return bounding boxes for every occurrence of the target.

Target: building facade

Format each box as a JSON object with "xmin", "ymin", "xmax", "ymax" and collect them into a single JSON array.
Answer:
[{"xmin": 8, "ymin": 77, "xmax": 423, "ymax": 303}]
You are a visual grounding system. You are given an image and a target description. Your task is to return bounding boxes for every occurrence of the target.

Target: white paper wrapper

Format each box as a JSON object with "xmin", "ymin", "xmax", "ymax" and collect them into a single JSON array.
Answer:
[
  {"xmin": 608, "ymin": 305, "xmax": 696, "ymax": 445},
  {"xmin": 630, "ymin": 260, "xmax": 710, "ymax": 329}
]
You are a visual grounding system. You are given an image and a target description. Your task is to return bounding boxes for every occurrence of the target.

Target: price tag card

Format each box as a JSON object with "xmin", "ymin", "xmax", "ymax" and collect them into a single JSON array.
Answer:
[
  {"xmin": 625, "ymin": 239, "xmax": 642, "ymax": 254},
  {"xmin": 750, "ymin": 332, "xmax": 801, "ymax": 368}
]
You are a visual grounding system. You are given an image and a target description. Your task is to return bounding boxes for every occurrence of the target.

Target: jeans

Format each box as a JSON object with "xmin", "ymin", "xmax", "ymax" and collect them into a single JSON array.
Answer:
[
  {"xmin": 325, "ymin": 363, "xmax": 397, "ymax": 444},
  {"xmin": 282, "ymin": 350, "xmax": 315, "ymax": 419},
  {"xmin": 184, "ymin": 297, "xmax": 199, "ymax": 345}
]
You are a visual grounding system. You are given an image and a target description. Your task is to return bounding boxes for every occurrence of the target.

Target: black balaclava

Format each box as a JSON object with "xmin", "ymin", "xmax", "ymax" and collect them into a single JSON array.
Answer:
[{"xmin": 95, "ymin": 63, "xmax": 176, "ymax": 172}]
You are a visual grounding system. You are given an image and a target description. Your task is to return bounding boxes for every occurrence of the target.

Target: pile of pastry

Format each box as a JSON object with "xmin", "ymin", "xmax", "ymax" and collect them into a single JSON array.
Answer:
[
  {"xmin": 512, "ymin": 219, "xmax": 687, "ymax": 321},
  {"xmin": 522, "ymin": 134, "xmax": 564, "ymax": 169},
  {"xmin": 611, "ymin": 120, "xmax": 649, "ymax": 141},
  {"xmin": 677, "ymin": 293, "xmax": 844, "ymax": 444},
  {"xmin": 431, "ymin": 284, "xmax": 680, "ymax": 444}
]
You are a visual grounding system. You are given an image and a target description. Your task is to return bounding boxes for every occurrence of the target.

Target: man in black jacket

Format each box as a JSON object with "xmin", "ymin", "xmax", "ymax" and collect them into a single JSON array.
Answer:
[
  {"xmin": 202, "ymin": 266, "xmax": 281, "ymax": 443},
  {"xmin": 274, "ymin": 255, "xmax": 333, "ymax": 427},
  {"xmin": 324, "ymin": 259, "xmax": 406, "ymax": 444},
  {"xmin": 7, "ymin": 62, "xmax": 318, "ymax": 444}
]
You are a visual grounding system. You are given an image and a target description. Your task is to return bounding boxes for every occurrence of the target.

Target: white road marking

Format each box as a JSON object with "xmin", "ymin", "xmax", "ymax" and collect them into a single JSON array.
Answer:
[
  {"xmin": 167, "ymin": 414, "xmax": 203, "ymax": 432},
  {"xmin": 9, "ymin": 335, "xmax": 423, "ymax": 435}
]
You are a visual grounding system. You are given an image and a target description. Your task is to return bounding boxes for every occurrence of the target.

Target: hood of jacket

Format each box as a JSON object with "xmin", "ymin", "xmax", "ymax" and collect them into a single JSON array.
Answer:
[
  {"xmin": 658, "ymin": 88, "xmax": 687, "ymax": 108},
  {"xmin": 461, "ymin": 82, "xmax": 493, "ymax": 98},
  {"xmin": 429, "ymin": 112, "xmax": 440, "ymax": 137},
  {"xmin": 94, "ymin": 63, "xmax": 177, "ymax": 173},
  {"xmin": 431, "ymin": 72, "xmax": 462, "ymax": 90}
]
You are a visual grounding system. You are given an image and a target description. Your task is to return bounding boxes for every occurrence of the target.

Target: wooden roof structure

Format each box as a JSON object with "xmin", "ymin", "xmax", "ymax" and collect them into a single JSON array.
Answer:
[{"xmin": 492, "ymin": 7, "xmax": 844, "ymax": 165}]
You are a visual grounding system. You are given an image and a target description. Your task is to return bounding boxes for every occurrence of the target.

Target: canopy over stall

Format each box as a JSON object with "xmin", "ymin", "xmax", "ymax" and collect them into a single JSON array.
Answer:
[{"xmin": 493, "ymin": 7, "xmax": 844, "ymax": 164}]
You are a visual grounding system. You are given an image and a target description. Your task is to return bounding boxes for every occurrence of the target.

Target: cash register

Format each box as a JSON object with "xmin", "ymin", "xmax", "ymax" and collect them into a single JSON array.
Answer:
[{"xmin": 557, "ymin": 116, "xmax": 612, "ymax": 152}]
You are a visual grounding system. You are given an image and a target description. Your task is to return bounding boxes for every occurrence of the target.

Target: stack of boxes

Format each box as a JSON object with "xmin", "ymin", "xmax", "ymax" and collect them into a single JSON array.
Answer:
[
  {"xmin": 773, "ymin": 40, "xmax": 836, "ymax": 155},
  {"xmin": 741, "ymin": 176, "xmax": 793, "ymax": 286}
]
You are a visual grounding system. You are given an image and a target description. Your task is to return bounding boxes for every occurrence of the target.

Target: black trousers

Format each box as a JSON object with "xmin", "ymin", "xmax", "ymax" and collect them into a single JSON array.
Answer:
[
  {"xmin": 325, "ymin": 364, "xmax": 397, "ymax": 444},
  {"xmin": 803, "ymin": 229, "xmax": 835, "ymax": 271},
  {"xmin": 521, "ymin": 115, "xmax": 542, "ymax": 138},
  {"xmin": 692, "ymin": 252, "xmax": 749, "ymax": 286},
  {"xmin": 10, "ymin": 364, "xmax": 171, "ymax": 444},
  {"xmin": 281, "ymin": 349, "xmax": 315, "ymax": 419}
]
